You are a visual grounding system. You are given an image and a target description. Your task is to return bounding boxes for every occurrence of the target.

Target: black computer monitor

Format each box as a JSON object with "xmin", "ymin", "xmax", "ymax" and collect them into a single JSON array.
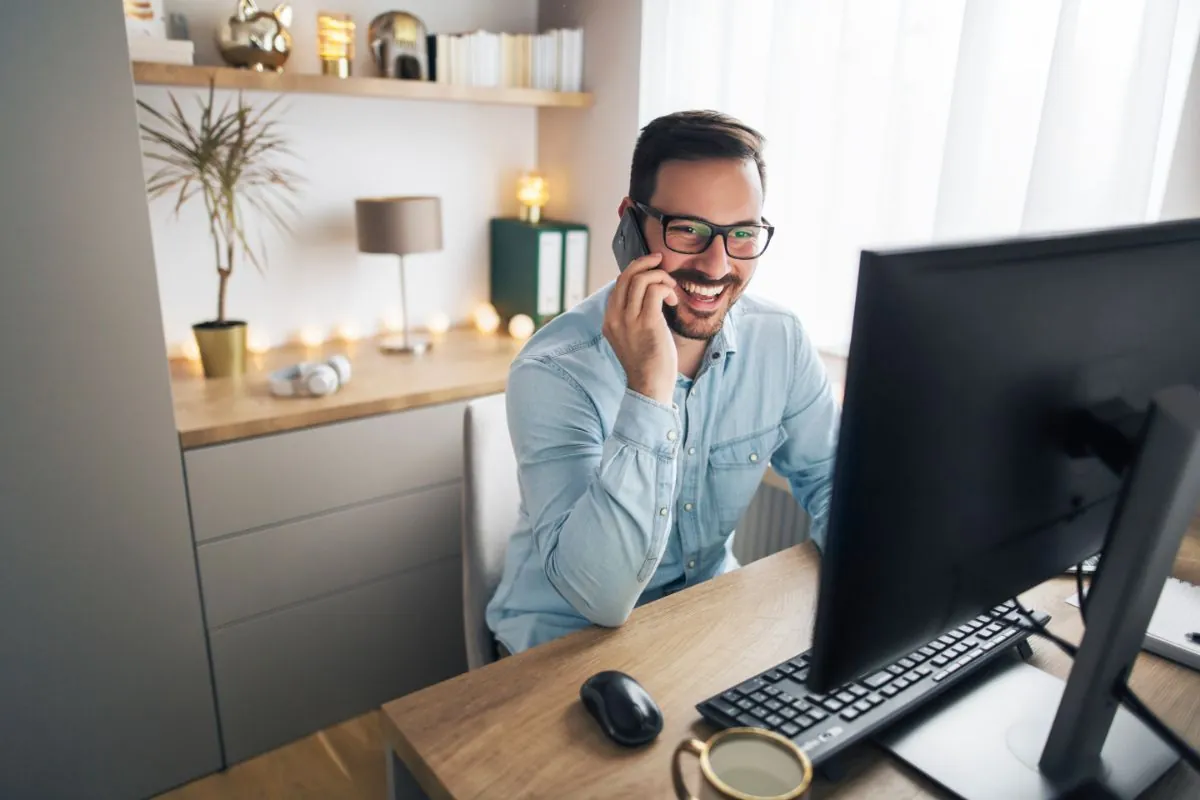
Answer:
[{"xmin": 807, "ymin": 218, "xmax": 1200, "ymax": 797}]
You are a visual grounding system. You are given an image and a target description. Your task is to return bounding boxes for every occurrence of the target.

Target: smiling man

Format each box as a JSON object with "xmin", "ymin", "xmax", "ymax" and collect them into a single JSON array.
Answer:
[{"xmin": 485, "ymin": 110, "xmax": 841, "ymax": 656}]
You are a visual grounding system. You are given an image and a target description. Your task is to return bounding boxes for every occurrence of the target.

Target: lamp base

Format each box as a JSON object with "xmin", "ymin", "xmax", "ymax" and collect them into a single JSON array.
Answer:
[{"xmin": 379, "ymin": 333, "xmax": 430, "ymax": 355}]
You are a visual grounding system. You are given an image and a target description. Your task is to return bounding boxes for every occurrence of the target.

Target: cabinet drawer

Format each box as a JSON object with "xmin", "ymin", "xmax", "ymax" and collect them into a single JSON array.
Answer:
[
  {"xmin": 209, "ymin": 556, "xmax": 465, "ymax": 765},
  {"xmin": 198, "ymin": 481, "xmax": 461, "ymax": 628},
  {"xmin": 185, "ymin": 402, "xmax": 465, "ymax": 542}
]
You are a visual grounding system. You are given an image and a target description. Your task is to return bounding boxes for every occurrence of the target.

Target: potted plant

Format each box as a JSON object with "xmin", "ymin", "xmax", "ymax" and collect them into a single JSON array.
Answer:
[{"xmin": 137, "ymin": 80, "xmax": 300, "ymax": 377}]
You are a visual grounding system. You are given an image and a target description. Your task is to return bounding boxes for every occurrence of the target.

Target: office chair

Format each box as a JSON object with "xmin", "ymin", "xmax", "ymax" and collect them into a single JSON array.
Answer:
[{"xmin": 461, "ymin": 393, "xmax": 520, "ymax": 669}]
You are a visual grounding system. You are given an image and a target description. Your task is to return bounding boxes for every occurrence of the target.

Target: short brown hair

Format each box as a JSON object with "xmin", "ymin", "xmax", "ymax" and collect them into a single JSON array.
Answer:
[{"xmin": 628, "ymin": 110, "xmax": 766, "ymax": 204}]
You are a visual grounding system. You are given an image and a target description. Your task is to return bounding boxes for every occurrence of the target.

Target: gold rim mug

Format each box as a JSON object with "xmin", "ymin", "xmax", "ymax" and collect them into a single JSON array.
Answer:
[{"xmin": 672, "ymin": 727, "xmax": 813, "ymax": 800}]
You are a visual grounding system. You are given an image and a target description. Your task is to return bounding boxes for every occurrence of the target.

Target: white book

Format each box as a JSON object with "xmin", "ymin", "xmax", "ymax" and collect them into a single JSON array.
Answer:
[
  {"xmin": 564, "ymin": 230, "xmax": 589, "ymax": 310},
  {"xmin": 537, "ymin": 232, "xmax": 564, "ymax": 316}
]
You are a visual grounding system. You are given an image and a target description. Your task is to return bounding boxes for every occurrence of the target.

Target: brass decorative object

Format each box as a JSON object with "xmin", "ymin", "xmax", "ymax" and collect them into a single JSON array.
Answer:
[
  {"xmin": 517, "ymin": 172, "xmax": 549, "ymax": 224},
  {"xmin": 318, "ymin": 12, "xmax": 355, "ymax": 78},
  {"xmin": 368, "ymin": 11, "xmax": 428, "ymax": 79},
  {"xmin": 217, "ymin": 0, "xmax": 294, "ymax": 73},
  {"xmin": 192, "ymin": 322, "xmax": 247, "ymax": 378}
]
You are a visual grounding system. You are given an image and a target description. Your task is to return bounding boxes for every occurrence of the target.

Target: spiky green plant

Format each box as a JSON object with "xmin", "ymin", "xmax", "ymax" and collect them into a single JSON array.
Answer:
[{"xmin": 137, "ymin": 80, "xmax": 300, "ymax": 323}]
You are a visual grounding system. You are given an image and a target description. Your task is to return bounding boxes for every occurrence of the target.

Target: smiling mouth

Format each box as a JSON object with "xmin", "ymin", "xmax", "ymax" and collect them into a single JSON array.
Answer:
[{"xmin": 679, "ymin": 281, "xmax": 727, "ymax": 310}]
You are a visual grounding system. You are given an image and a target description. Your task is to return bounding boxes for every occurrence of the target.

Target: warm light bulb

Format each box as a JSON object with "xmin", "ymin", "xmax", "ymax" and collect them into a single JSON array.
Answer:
[
  {"xmin": 516, "ymin": 172, "xmax": 550, "ymax": 223},
  {"xmin": 508, "ymin": 313, "xmax": 535, "ymax": 341},
  {"xmin": 181, "ymin": 339, "xmax": 201, "ymax": 362},
  {"xmin": 473, "ymin": 303, "xmax": 501, "ymax": 334},
  {"xmin": 299, "ymin": 326, "xmax": 326, "ymax": 348},
  {"xmin": 248, "ymin": 331, "xmax": 272, "ymax": 355},
  {"xmin": 427, "ymin": 312, "xmax": 451, "ymax": 336},
  {"xmin": 337, "ymin": 323, "xmax": 363, "ymax": 342}
]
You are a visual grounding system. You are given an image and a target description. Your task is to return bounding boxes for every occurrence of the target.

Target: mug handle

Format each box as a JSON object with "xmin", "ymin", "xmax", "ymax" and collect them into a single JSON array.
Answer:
[{"xmin": 672, "ymin": 738, "xmax": 706, "ymax": 800}]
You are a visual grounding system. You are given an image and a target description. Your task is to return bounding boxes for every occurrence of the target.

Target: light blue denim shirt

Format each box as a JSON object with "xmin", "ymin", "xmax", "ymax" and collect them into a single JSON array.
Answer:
[{"xmin": 485, "ymin": 283, "xmax": 840, "ymax": 654}]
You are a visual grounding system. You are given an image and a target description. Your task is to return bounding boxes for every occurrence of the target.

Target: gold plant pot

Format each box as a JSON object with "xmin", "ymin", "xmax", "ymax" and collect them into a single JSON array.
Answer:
[{"xmin": 193, "ymin": 320, "xmax": 247, "ymax": 378}]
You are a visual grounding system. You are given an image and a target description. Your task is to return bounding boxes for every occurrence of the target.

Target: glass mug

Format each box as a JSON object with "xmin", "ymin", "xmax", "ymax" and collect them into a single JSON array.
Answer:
[{"xmin": 673, "ymin": 727, "xmax": 813, "ymax": 800}]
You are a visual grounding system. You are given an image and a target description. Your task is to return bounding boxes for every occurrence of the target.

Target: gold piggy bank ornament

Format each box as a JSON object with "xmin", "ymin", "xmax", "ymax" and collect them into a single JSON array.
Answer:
[{"xmin": 218, "ymin": 0, "xmax": 293, "ymax": 72}]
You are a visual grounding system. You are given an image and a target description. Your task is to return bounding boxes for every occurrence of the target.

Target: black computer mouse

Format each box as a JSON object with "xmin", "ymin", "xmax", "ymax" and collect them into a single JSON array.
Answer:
[{"xmin": 579, "ymin": 670, "xmax": 663, "ymax": 747}]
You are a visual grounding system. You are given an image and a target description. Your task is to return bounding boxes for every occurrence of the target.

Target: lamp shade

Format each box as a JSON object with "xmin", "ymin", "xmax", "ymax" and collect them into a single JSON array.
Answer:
[{"xmin": 355, "ymin": 196, "xmax": 443, "ymax": 256}]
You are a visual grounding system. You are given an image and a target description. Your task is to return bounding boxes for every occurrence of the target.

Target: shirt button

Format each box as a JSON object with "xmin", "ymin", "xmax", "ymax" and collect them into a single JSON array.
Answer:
[
  {"xmin": 749, "ymin": 453, "xmax": 759, "ymax": 463},
  {"xmin": 688, "ymin": 447, "xmax": 696, "ymax": 456},
  {"xmin": 684, "ymin": 502, "xmax": 693, "ymax": 512},
  {"xmin": 659, "ymin": 507, "xmax": 668, "ymax": 516},
  {"xmin": 667, "ymin": 430, "xmax": 678, "ymax": 441},
  {"xmin": 687, "ymin": 559, "xmax": 696, "ymax": 569}
]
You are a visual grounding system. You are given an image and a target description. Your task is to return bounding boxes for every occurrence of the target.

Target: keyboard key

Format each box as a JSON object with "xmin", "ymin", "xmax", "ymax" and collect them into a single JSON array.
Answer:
[
  {"xmin": 898, "ymin": 657, "xmax": 915, "ymax": 670},
  {"xmin": 881, "ymin": 685, "xmax": 899, "ymax": 697},
  {"xmin": 933, "ymin": 671, "xmax": 949, "ymax": 682},
  {"xmin": 836, "ymin": 691, "xmax": 856, "ymax": 704},
  {"xmin": 976, "ymin": 627, "xmax": 995, "ymax": 640},
  {"xmin": 790, "ymin": 657, "xmax": 809, "ymax": 670},
  {"xmin": 981, "ymin": 641, "xmax": 996, "ymax": 651},
  {"xmin": 793, "ymin": 668, "xmax": 810, "ymax": 683},
  {"xmin": 763, "ymin": 686, "xmax": 781, "ymax": 697},
  {"xmin": 823, "ymin": 699, "xmax": 845, "ymax": 712},
  {"xmin": 807, "ymin": 708, "xmax": 828, "ymax": 721},
  {"xmin": 778, "ymin": 663, "xmax": 796, "ymax": 675},
  {"xmin": 945, "ymin": 664, "xmax": 960, "ymax": 675},
  {"xmin": 904, "ymin": 671, "xmax": 921, "ymax": 683},
  {"xmin": 766, "ymin": 714, "xmax": 785, "ymax": 728},
  {"xmin": 917, "ymin": 664, "xmax": 934, "ymax": 676},
  {"xmin": 781, "ymin": 722, "xmax": 801, "ymax": 737},
  {"xmin": 779, "ymin": 707, "xmax": 797, "ymax": 720},
  {"xmin": 736, "ymin": 699, "xmax": 755, "ymax": 711},
  {"xmin": 888, "ymin": 665, "xmax": 905, "ymax": 676},
  {"xmin": 710, "ymin": 700, "xmax": 740, "ymax": 717},
  {"xmin": 967, "ymin": 649, "xmax": 983, "ymax": 660},
  {"xmin": 736, "ymin": 713, "xmax": 760, "ymax": 727},
  {"xmin": 975, "ymin": 615, "xmax": 992, "ymax": 625},
  {"xmin": 841, "ymin": 708, "xmax": 860, "ymax": 721},
  {"xmin": 848, "ymin": 685, "xmax": 868, "ymax": 698},
  {"xmin": 961, "ymin": 623, "xmax": 979, "ymax": 634},
  {"xmin": 948, "ymin": 630, "xmax": 966, "ymax": 641},
  {"xmin": 751, "ymin": 707, "xmax": 771, "ymax": 721},
  {"xmin": 938, "ymin": 635, "xmax": 955, "ymax": 646},
  {"xmin": 909, "ymin": 651, "xmax": 927, "ymax": 664},
  {"xmin": 864, "ymin": 671, "xmax": 893, "ymax": 688},
  {"xmin": 751, "ymin": 692, "xmax": 768, "ymax": 703},
  {"xmin": 765, "ymin": 700, "xmax": 783, "ymax": 711},
  {"xmin": 777, "ymin": 692, "xmax": 795, "ymax": 704},
  {"xmin": 932, "ymin": 655, "xmax": 949, "ymax": 667},
  {"xmin": 866, "ymin": 693, "xmax": 884, "ymax": 706},
  {"xmin": 763, "ymin": 670, "xmax": 784, "ymax": 683},
  {"xmin": 854, "ymin": 699, "xmax": 872, "ymax": 713},
  {"xmin": 919, "ymin": 646, "xmax": 936, "ymax": 658},
  {"xmin": 893, "ymin": 678, "xmax": 910, "ymax": 691},
  {"xmin": 929, "ymin": 639, "xmax": 947, "ymax": 651},
  {"xmin": 721, "ymin": 691, "xmax": 741, "ymax": 704},
  {"xmin": 792, "ymin": 700, "xmax": 813, "ymax": 714},
  {"xmin": 805, "ymin": 693, "xmax": 827, "ymax": 705},
  {"xmin": 738, "ymin": 678, "xmax": 767, "ymax": 694}
]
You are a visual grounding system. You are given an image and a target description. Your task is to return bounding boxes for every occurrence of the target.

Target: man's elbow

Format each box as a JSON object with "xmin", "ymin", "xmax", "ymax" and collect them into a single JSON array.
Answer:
[{"xmin": 583, "ymin": 600, "xmax": 635, "ymax": 628}]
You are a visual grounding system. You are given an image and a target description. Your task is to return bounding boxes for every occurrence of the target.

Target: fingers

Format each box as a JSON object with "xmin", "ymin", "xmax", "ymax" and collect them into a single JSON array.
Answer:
[
  {"xmin": 611, "ymin": 252, "xmax": 663, "ymax": 312},
  {"xmin": 642, "ymin": 283, "xmax": 678, "ymax": 319},
  {"xmin": 625, "ymin": 269, "xmax": 676, "ymax": 325}
]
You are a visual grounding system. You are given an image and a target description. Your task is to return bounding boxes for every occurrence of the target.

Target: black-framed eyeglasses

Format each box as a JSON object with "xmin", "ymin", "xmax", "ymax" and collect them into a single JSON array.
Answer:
[{"xmin": 634, "ymin": 201, "xmax": 774, "ymax": 259}]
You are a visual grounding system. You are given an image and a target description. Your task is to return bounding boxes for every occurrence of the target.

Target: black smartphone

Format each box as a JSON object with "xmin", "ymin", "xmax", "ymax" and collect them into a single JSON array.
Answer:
[{"xmin": 611, "ymin": 207, "xmax": 650, "ymax": 272}]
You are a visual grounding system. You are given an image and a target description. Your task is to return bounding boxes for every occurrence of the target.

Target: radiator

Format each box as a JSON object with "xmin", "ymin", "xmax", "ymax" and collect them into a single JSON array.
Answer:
[{"xmin": 732, "ymin": 481, "xmax": 811, "ymax": 565}]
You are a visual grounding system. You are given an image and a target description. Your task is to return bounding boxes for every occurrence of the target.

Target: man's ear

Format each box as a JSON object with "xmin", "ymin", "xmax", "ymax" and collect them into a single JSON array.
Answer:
[{"xmin": 617, "ymin": 196, "xmax": 634, "ymax": 217}]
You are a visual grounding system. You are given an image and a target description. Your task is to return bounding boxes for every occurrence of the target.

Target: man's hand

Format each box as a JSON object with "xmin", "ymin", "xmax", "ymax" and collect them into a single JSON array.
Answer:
[{"xmin": 602, "ymin": 253, "xmax": 679, "ymax": 404}]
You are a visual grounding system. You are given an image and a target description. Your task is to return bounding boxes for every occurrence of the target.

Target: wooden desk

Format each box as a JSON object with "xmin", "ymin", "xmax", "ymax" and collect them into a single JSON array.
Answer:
[{"xmin": 381, "ymin": 540, "xmax": 1199, "ymax": 799}]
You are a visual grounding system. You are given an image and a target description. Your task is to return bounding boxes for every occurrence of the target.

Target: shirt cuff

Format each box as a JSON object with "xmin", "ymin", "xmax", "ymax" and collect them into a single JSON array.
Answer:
[{"xmin": 612, "ymin": 388, "xmax": 681, "ymax": 459}]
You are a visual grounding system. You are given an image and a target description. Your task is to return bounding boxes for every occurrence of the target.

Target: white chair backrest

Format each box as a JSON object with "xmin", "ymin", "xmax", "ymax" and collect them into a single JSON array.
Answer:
[{"xmin": 461, "ymin": 393, "xmax": 520, "ymax": 669}]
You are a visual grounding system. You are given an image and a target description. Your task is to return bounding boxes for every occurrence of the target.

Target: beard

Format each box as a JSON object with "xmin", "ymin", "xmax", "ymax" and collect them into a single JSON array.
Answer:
[{"xmin": 663, "ymin": 269, "xmax": 744, "ymax": 340}]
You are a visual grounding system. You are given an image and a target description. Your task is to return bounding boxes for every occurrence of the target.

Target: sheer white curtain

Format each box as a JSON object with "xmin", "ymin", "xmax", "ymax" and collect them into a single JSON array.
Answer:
[{"xmin": 639, "ymin": 0, "xmax": 1200, "ymax": 354}]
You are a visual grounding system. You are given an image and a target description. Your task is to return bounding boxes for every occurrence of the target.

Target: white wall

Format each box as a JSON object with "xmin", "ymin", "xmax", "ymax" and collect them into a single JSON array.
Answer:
[
  {"xmin": 1161, "ymin": 21, "xmax": 1200, "ymax": 221},
  {"xmin": 144, "ymin": 0, "xmax": 538, "ymax": 352},
  {"xmin": 537, "ymin": 0, "xmax": 643, "ymax": 295}
]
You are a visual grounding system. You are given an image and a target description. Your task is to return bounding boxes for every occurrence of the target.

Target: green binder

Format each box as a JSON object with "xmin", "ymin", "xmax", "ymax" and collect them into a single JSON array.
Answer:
[{"xmin": 490, "ymin": 218, "xmax": 590, "ymax": 328}]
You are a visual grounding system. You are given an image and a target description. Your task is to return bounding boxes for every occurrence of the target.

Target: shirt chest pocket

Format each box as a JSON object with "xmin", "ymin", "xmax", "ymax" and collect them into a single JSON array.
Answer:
[{"xmin": 706, "ymin": 425, "xmax": 789, "ymax": 534}]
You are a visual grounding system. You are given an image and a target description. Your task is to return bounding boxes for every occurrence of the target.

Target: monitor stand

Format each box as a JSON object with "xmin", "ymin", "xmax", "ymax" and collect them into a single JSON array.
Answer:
[
  {"xmin": 879, "ymin": 385, "xmax": 1200, "ymax": 799},
  {"xmin": 876, "ymin": 658, "xmax": 1176, "ymax": 799}
]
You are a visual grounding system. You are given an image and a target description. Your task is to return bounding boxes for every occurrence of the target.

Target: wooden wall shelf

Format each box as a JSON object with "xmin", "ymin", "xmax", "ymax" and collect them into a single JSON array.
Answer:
[{"xmin": 132, "ymin": 62, "xmax": 593, "ymax": 109}]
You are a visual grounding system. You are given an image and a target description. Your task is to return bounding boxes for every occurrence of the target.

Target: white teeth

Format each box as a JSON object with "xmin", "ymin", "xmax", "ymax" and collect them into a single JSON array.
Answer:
[{"xmin": 683, "ymin": 282, "xmax": 723, "ymax": 298}]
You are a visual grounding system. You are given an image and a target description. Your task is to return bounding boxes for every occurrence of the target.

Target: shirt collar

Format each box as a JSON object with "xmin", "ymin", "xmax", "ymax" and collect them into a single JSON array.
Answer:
[{"xmin": 708, "ymin": 302, "xmax": 740, "ymax": 359}]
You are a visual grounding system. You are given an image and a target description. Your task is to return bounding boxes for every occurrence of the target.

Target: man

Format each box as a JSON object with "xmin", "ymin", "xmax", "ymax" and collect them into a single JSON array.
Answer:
[{"xmin": 485, "ymin": 110, "xmax": 840, "ymax": 655}]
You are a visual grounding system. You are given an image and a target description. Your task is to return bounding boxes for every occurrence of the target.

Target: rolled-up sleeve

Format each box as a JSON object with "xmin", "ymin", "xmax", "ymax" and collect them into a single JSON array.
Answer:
[{"xmin": 507, "ymin": 359, "xmax": 680, "ymax": 627}]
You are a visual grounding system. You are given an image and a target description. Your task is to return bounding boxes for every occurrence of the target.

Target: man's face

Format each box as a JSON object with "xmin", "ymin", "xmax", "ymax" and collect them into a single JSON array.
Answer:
[{"xmin": 624, "ymin": 158, "xmax": 765, "ymax": 340}]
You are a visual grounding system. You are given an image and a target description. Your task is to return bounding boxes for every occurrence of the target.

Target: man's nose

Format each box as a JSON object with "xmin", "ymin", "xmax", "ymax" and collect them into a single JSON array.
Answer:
[{"xmin": 695, "ymin": 235, "xmax": 732, "ymax": 277}]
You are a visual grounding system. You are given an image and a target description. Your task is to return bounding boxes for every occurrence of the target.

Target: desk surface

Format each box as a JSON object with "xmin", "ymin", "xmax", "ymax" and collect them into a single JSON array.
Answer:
[{"xmin": 382, "ymin": 539, "xmax": 1199, "ymax": 799}]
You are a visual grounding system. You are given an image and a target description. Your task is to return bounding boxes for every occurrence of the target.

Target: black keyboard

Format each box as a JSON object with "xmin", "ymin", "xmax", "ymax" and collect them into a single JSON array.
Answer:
[{"xmin": 696, "ymin": 600, "xmax": 1050, "ymax": 766}]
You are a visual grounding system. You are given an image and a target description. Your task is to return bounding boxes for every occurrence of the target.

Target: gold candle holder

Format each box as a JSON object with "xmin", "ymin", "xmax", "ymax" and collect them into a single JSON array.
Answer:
[
  {"xmin": 517, "ymin": 171, "xmax": 550, "ymax": 224},
  {"xmin": 318, "ymin": 12, "xmax": 355, "ymax": 77}
]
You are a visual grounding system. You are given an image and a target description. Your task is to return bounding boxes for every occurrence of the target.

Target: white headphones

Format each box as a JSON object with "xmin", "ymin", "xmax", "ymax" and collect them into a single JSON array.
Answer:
[{"xmin": 269, "ymin": 354, "xmax": 352, "ymax": 398}]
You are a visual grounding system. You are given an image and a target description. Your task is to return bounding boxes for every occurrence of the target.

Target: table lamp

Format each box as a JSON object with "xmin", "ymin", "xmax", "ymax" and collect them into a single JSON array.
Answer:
[{"xmin": 355, "ymin": 196, "xmax": 443, "ymax": 354}]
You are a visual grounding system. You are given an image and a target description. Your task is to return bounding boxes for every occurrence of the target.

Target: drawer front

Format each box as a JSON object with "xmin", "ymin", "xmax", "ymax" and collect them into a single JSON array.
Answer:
[
  {"xmin": 209, "ymin": 556, "xmax": 466, "ymax": 765},
  {"xmin": 185, "ymin": 401, "xmax": 465, "ymax": 542},
  {"xmin": 198, "ymin": 482, "xmax": 462, "ymax": 628}
]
